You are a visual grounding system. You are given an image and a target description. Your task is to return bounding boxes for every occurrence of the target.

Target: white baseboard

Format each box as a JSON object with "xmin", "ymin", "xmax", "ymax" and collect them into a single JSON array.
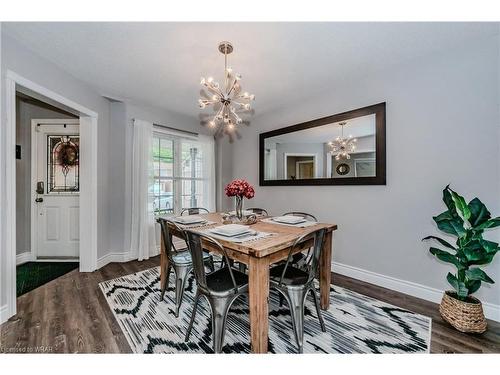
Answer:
[
  {"xmin": 96, "ymin": 251, "xmax": 133, "ymax": 269},
  {"xmin": 332, "ymin": 261, "xmax": 500, "ymax": 322},
  {"xmin": 16, "ymin": 252, "xmax": 33, "ymax": 265},
  {"xmin": 97, "ymin": 246, "xmax": 161, "ymax": 269}
]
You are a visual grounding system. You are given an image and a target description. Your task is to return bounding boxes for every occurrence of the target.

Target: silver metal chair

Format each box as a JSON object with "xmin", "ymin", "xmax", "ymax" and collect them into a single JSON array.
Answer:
[
  {"xmin": 184, "ymin": 230, "xmax": 249, "ymax": 353},
  {"xmin": 246, "ymin": 207, "xmax": 269, "ymax": 216},
  {"xmin": 180, "ymin": 207, "xmax": 210, "ymax": 215},
  {"xmin": 275, "ymin": 212, "xmax": 319, "ymax": 306},
  {"xmin": 270, "ymin": 227, "xmax": 327, "ymax": 353},
  {"xmin": 157, "ymin": 218, "xmax": 214, "ymax": 317},
  {"xmin": 282, "ymin": 211, "xmax": 318, "ymax": 267}
]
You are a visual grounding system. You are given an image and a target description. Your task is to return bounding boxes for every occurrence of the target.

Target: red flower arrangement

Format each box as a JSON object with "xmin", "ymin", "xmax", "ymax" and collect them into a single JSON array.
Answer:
[{"xmin": 225, "ymin": 179, "xmax": 255, "ymax": 199}]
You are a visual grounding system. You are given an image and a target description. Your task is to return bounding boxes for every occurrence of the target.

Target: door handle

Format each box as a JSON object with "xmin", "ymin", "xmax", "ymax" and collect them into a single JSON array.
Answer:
[{"xmin": 35, "ymin": 181, "xmax": 44, "ymax": 202}]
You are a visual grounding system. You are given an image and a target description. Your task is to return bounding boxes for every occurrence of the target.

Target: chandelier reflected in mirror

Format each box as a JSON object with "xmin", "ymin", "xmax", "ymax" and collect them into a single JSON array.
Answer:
[
  {"xmin": 199, "ymin": 41, "xmax": 255, "ymax": 137},
  {"xmin": 328, "ymin": 121, "xmax": 357, "ymax": 160}
]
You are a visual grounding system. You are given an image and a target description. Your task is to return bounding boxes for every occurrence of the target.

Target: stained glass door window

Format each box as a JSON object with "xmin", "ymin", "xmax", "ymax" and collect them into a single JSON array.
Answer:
[{"xmin": 47, "ymin": 135, "xmax": 80, "ymax": 193}]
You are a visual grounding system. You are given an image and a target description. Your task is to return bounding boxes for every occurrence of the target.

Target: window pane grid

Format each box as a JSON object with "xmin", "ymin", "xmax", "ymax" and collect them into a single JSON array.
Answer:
[{"xmin": 151, "ymin": 132, "xmax": 207, "ymax": 216}]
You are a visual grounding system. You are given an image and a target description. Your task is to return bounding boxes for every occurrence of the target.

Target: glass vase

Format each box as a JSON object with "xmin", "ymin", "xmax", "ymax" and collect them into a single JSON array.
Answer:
[{"xmin": 235, "ymin": 196, "xmax": 244, "ymax": 221}]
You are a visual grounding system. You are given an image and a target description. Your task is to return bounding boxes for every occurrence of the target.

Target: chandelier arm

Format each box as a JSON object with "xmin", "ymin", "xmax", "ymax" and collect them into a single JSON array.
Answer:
[
  {"xmin": 206, "ymin": 84, "xmax": 223, "ymax": 97},
  {"xmin": 230, "ymin": 107, "xmax": 241, "ymax": 123}
]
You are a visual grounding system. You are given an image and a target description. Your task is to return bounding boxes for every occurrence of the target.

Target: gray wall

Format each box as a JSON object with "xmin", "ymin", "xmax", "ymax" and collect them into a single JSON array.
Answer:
[
  {"xmin": 15, "ymin": 98, "xmax": 76, "ymax": 254},
  {"xmin": 221, "ymin": 34, "xmax": 500, "ymax": 307}
]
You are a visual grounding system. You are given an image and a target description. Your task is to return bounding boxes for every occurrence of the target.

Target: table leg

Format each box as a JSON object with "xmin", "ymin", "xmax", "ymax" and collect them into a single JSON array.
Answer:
[
  {"xmin": 248, "ymin": 256, "xmax": 270, "ymax": 353},
  {"xmin": 160, "ymin": 234, "xmax": 169, "ymax": 297},
  {"xmin": 319, "ymin": 230, "xmax": 333, "ymax": 310}
]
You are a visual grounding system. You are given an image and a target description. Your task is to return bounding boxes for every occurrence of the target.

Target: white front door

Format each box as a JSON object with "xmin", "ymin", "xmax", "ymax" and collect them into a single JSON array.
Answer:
[{"xmin": 32, "ymin": 121, "xmax": 80, "ymax": 259}]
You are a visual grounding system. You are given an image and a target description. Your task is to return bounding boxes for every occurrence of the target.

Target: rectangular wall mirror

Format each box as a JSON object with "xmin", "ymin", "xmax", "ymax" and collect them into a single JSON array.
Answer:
[{"xmin": 259, "ymin": 102, "xmax": 386, "ymax": 185}]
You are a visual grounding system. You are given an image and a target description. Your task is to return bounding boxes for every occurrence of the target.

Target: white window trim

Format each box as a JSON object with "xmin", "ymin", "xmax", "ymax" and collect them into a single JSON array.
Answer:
[{"xmin": 152, "ymin": 128, "xmax": 209, "ymax": 215}]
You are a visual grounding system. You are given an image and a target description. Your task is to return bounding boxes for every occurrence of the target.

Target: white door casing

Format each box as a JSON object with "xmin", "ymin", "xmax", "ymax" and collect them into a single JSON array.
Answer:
[
  {"xmin": 3, "ymin": 70, "xmax": 98, "ymax": 323},
  {"xmin": 31, "ymin": 120, "xmax": 80, "ymax": 259}
]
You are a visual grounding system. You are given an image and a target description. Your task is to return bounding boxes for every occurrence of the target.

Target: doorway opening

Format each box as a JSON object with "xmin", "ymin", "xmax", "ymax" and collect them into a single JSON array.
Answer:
[
  {"xmin": 2, "ymin": 71, "xmax": 98, "ymax": 323},
  {"xmin": 16, "ymin": 94, "xmax": 81, "ymax": 295},
  {"xmin": 283, "ymin": 153, "xmax": 318, "ymax": 180}
]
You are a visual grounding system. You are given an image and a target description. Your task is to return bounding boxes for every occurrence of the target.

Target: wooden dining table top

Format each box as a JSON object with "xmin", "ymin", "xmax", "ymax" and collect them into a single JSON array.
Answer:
[{"xmin": 165, "ymin": 212, "xmax": 338, "ymax": 258}]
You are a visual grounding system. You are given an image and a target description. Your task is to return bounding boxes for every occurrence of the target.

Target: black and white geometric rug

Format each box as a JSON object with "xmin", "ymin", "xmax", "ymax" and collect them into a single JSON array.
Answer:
[{"xmin": 99, "ymin": 267, "xmax": 431, "ymax": 354}]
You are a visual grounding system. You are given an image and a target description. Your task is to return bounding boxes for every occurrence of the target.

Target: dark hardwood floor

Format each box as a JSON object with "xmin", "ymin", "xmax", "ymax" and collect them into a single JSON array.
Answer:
[{"xmin": 1, "ymin": 256, "xmax": 499, "ymax": 353}]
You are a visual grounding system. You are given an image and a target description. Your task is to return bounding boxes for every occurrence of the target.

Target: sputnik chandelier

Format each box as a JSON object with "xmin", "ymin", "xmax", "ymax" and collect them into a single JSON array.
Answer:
[
  {"xmin": 328, "ymin": 121, "xmax": 357, "ymax": 160},
  {"xmin": 198, "ymin": 41, "xmax": 255, "ymax": 135}
]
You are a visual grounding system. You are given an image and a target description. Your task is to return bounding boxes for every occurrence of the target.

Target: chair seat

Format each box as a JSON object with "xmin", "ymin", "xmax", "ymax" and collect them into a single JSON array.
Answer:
[
  {"xmin": 206, "ymin": 267, "xmax": 248, "ymax": 294},
  {"xmin": 270, "ymin": 264, "xmax": 309, "ymax": 286},
  {"xmin": 292, "ymin": 252, "xmax": 306, "ymax": 263},
  {"xmin": 172, "ymin": 250, "xmax": 210, "ymax": 265}
]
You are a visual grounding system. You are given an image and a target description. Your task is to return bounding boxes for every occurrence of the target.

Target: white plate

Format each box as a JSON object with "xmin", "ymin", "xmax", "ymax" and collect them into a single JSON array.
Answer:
[
  {"xmin": 172, "ymin": 216, "xmax": 206, "ymax": 224},
  {"xmin": 211, "ymin": 224, "xmax": 250, "ymax": 237},
  {"xmin": 272, "ymin": 216, "xmax": 306, "ymax": 224}
]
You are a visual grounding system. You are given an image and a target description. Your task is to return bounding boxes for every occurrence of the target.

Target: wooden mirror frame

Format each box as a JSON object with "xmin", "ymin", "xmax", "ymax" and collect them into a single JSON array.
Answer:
[{"xmin": 259, "ymin": 102, "xmax": 386, "ymax": 186}]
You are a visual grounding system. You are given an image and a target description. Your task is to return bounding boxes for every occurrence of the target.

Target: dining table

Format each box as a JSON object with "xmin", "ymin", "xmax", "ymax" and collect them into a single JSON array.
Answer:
[{"xmin": 160, "ymin": 212, "xmax": 338, "ymax": 353}]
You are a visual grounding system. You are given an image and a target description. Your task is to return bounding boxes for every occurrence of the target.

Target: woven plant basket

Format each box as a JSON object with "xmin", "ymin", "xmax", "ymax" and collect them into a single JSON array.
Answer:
[{"xmin": 439, "ymin": 291, "xmax": 487, "ymax": 333}]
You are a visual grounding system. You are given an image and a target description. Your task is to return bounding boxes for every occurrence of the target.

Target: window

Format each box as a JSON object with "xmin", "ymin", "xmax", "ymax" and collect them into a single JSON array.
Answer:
[
  {"xmin": 47, "ymin": 135, "xmax": 79, "ymax": 193},
  {"xmin": 151, "ymin": 131, "xmax": 214, "ymax": 216}
]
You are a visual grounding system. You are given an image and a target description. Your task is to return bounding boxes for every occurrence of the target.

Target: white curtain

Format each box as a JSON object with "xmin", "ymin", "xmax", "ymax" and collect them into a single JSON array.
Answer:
[
  {"xmin": 198, "ymin": 134, "xmax": 216, "ymax": 212},
  {"xmin": 130, "ymin": 119, "xmax": 156, "ymax": 261}
]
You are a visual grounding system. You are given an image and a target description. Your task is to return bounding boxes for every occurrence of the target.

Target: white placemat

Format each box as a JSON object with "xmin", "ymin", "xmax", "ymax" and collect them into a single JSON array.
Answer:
[
  {"xmin": 262, "ymin": 218, "xmax": 318, "ymax": 228},
  {"xmin": 200, "ymin": 227, "xmax": 275, "ymax": 243},
  {"xmin": 169, "ymin": 220, "xmax": 217, "ymax": 229}
]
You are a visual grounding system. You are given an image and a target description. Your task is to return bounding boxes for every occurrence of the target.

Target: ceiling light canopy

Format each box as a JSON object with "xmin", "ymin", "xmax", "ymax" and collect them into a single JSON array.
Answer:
[{"xmin": 199, "ymin": 41, "xmax": 255, "ymax": 138}]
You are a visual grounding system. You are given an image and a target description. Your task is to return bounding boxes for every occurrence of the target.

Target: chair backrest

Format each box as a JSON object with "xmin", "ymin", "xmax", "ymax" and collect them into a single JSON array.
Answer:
[
  {"xmin": 184, "ymin": 230, "xmax": 239, "ymax": 293},
  {"xmin": 277, "ymin": 227, "xmax": 326, "ymax": 287},
  {"xmin": 157, "ymin": 217, "xmax": 183, "ymax": 262},
  {"xmin": 247, "ymin": 207, "xmax": 269, "ymax": 216},
  {"xmin": 283, "ymin": 211, "xmax": 318, "ymax": 222},
  {"xmin": 181, "ymin": 207, "xmax": 209, "ymax": 216}
]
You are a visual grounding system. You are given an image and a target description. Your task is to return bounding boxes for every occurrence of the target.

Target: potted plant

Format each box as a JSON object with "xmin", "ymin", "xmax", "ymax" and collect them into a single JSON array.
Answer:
[
  {"xmin": 423, "ymin": 185, "xmax": 499, "ymax": 333},
  {"xmin": 224, "ymin": 179, "xmax": 255, "ymax": 220}
]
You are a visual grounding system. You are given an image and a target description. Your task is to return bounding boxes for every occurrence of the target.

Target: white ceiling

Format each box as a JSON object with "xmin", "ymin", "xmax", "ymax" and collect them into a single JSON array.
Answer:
[
  {"xmin": 4, "ymin": 22, "xmax": 498, "ymax": 119},
  {"xmin": 266, "ymin": 114, "xmax": 375, "ymax": 144}
]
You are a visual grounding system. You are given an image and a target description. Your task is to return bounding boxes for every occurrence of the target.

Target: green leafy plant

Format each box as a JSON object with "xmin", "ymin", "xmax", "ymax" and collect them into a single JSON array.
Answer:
[{"xmin": 423, "ymin": 185, "xmax": 500, "ymax": 301}]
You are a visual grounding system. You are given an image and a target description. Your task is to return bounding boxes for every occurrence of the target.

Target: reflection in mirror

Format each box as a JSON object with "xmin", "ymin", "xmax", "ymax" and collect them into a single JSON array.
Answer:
[{"xmin": 264, "ymin": 113, "xmax": 376, "ymax": 180}]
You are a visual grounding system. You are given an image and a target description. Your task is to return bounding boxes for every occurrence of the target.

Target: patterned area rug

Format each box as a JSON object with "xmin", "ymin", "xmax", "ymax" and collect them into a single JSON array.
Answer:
[{"xmin": 99, "ymin": 267, "xmax": 431, "ymax": 354}]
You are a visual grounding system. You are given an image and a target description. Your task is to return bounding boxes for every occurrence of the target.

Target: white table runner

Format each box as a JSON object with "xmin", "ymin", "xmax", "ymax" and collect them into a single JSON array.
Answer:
[{"xmin": 200, "ymin": 227, "xmax": 275, "ymax": 243}]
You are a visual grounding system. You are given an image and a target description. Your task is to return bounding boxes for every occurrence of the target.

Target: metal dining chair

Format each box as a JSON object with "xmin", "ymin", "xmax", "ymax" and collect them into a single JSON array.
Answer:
[
  {"xmin": 282, "ymin": 211, "xmax": 318, "ymax": 267},
  {"xmin": 157, "ymin": 217, "xmax": 214, "ymax": 317},
  {"xmin": 184, "ymin": 230, "xmax": 249, "ymax": 354},
  {"xmin": 180, "ymin": 207, "xmax": 210, "ymax": 215},
  {"xmin": 269, "ymin": 227, "xmax": 327, "ymax": 353},
  {"xmin": 246, "ymin": 207, "xmax": 269, "ymax": 216},
  {"xmin": 274, "ymin": 211, "xmax": 319, "ymax": 306}
]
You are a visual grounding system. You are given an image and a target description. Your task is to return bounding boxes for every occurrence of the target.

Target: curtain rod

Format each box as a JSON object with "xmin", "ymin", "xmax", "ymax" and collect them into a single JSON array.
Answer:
[{"xmin": 153, "ymin": 122, "xmax": 198, "ymax": 137}]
